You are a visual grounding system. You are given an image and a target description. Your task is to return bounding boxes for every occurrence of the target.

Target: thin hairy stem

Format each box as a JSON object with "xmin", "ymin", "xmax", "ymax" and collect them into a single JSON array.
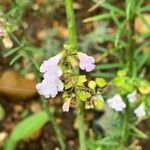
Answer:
[
  {"xmin": 65, "ymin": 0, "xmax": 87, "ymax": 149},
  {"xmin": 121, "ymin": 0, "xmax": 136, "ymax": 148}
]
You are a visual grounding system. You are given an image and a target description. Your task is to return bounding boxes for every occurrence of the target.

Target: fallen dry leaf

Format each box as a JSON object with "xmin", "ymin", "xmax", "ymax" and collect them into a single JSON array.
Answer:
[{"xmin": 0, "ymin": 70, "xmax": 37, "ymax": 101}]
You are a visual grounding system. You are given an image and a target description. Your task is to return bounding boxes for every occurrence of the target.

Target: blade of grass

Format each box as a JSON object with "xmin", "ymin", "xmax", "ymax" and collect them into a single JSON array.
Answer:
[
  {"xmin": 9, "ymin": 53, "xmax": 22, "ymax": 65},
  {"xmin": 139, "ymin": 6, "xmax": 150, "ymax": 13},
  {"xmin": 91, "ymin": 72, "xmax": 116, "ymax": 78},
  {"xmin": 4, "ymin": 46, "xmax": 21, "ymax": 57},
  {"xmin": 96, "ymin": 63, "xmax": 123, "ymax": 70},
  {"xmin": 83, "ymin": 12, "xmax": 122, "ymax": 23}
]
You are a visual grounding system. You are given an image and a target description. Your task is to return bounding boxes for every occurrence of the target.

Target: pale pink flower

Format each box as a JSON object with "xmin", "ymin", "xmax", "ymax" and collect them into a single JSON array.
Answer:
[
  {"xmin": 78, "ymin": 52, "xmax": 96, "ymax": 72},
  {"xmin": 107, "ymin": 94, "xmax": 126, "ymax": 111},
  {"xmin": 40, "ymin": 55, "xmax": 60, "ymax": 73},
  {"xmin": 36, "ymin": 78, "xmax": 64, "ymax": 98},
  {"xmin": 43, "ymin": 66, "xmax": 62, "ymax": 79},
  {"xmin": 36, "ymin": 54, "xmax": 64, "ymax": 98},
  {"xmin": 62, "ymin": 101, "xmax": 70, "ymax": 112}
]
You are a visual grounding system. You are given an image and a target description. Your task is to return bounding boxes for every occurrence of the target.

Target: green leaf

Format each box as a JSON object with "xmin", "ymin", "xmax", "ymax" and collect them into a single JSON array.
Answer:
[
  {"xmin": 88, "ymin": 80, "xmax": 96, "ymax": 90},
  {"xmin": 95, "ymin": 78, "xmax": 107, "ymax": 88},
  {"xmin": 137, "ymin": 54, "xmax": 149, "ymax": 71},
  {"xmin": 9, "ymin": 53, "xmax": 22, "ymax": 65},
  {"xmin": 114, "ymin": 21, "xmax": 126, "ymax": 47},
  {"xmin": 9, "ymin": 33, "xmax": 21, "ymax": 45},
  {"xmin": 117, "ymin": 70, "xmax": 127, "ymax": 77},
  {"xmin": 100, "ymin": 2, "xmax": 124, "ymax": 14},
  {"xmin": 67, "ymin": 56, "xmax": 78, "ymax": 67},
  {"xmin": 120, "ymin": 82, "xmax": 134, "ymax": 94},
  {"xmin": 134, "ymin": 41, "xmax": 150, "ymax": 57},
  {"xmin": 95, "ymin": 96, "xmax": 104, "ymax": 110},
  {"xmin": 65, "ymin": 81, "xmax": 73, "ymax": 90},
  {"xmin": 130, "ymin": 125, "xmax": 149, "ymax": 139},
  {"xmin": 78, "ymin": 75, "xmax": 87, "ymax": 84},
  {"xmin": 62, "ymin": 92, "xmax": 69, "ymax": 99},
  {"xmin": 91, "ymin": 72, "xmax": 116, "ymax": 78},
  {"xmin": 78, "ymin": 91, "xmax": 88, "ymax": 102},
  {"xmin": 83, "ymin": 13, "xmax": 116, "ymax": 23},
  {"xmin": 126, "ymin": 0, "xmax": 132, "ymax": 20},
  {"xmin": 96, "ymin": 63, "xmax": 123, "ymax": 70},
  {"xmin": 89, "ymin": 1, "xmax": 124, "ymax": 14},
  {"xmin": 113, "ymin": 77, "xmax": 125, "ymax": 87},
  {"xmin": 4, "ymin": 46, "xmax": 21, "ymax": 57},
  {"xmin": 5, "ymin": 110, "xmax": 49, "ymax": 150},
  {"xmin": 139, "ymin": 6, "xmax": 150, "ymax": 13}
]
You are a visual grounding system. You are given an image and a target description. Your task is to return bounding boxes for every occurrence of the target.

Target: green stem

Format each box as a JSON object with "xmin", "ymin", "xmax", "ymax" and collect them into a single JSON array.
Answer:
[
  {"xmin": 76, "ymin": 98, "xmax": 87, "ymax": 150},
  {"xmin": 121, "ymin": 1, "xmax": 135, "ymax": 148},
  {"xmin": 9, "ymin": 4, "xmax": 66, "ymax": 149},
  {"xmin": 121, "ymin": 97, "xmax": 130, "ymax": 149},
  {"xmin": 127, "ymin": 20, "xmax": 135, "ymax": 76},
  {"xmin": 122, "ymin": 19, "xmax": 135, "ymax": 148},
  {"xmin": 40, "ymin": 96, "xmax": 65, "ymax": 150},
  {"xmin": 65, "ymin": 0, "xmax": 77, "ymax": 51},
  {"xmin": 65, "ymin": 0, "xmax": 87, "ymax": 149},
  {"xmin": 29, "ymin": 59, "xmax": 65, "ymax": 150}
]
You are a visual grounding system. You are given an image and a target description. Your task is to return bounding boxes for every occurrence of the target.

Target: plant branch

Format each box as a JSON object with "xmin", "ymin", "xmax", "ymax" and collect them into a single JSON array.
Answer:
[
  {"xmin": 65, "ymin": 0, "xmax": 77, "ymax": 51},
  {"xmin": 65, "ymin": 0, "xmax": 87, "ymax": 149},
  {"xmin": 30, "ymin": 54, "xmax": 65, "ymax": 150},
  {"xmin": 121, "ymin": 0, "xmax": 136, "ymax": 148},
  {"xmin": 40, "ymin": 96, "xmax": 66, "ymax": 150}
]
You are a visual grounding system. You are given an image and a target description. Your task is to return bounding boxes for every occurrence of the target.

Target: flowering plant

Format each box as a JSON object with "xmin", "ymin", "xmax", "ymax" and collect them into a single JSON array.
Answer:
[
  {"xmin": 2, "ymin": 0, "xmax": 150, "ymax": 149},
  {"xmin": 36, "ymin": 44, "xmax": 105, "ymax": 112}
]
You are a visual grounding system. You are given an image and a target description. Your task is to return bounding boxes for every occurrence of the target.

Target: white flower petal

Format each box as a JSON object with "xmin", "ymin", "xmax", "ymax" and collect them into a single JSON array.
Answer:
[
  {"xmin": 127, "ymin": 90, "xmax": 137, "ymax": 103},
  {"xmin": 57, "ymin": 79, "xmax": 64, "ymax": 91},
  {"xmin": 107, "ymin": 94, "xmax": 126, "ymax": 112},
  {"xmin": 134, "ymin": 104, "xmax": 146, "ymax": 118}
]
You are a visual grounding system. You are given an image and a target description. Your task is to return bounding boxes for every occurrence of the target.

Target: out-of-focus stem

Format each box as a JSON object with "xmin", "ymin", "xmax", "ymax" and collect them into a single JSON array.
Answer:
[
  {"xmin": 76, "ymin": 95, "xmax": 87, "ymax": 150},
  {"xmin": 32, "ymin": 64, "xmax": 65, "ymax": 150},
  {"xmin": 40, "ymin": 96, "xmax": 66, "ymax": 150},
  {"xmin": 127, "ymin": 20, "xmax": 135, "ymax": 76},
  {"xmin": 121, "ymin": 0, "xmax": 135, "ymax": 148},
  {"xmin": 121, "ymin": 97, "xmax": 130, "ymax": 148}
]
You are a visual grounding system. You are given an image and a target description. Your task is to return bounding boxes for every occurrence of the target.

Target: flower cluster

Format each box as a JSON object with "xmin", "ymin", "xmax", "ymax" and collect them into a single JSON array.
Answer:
[
  {"xmin": 107, "ymin": 90, "xmax": 146, "ymax": 118},
  {"xmin": 36, "ymin": 51, "xmax": 96, "ymax": 112}
]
